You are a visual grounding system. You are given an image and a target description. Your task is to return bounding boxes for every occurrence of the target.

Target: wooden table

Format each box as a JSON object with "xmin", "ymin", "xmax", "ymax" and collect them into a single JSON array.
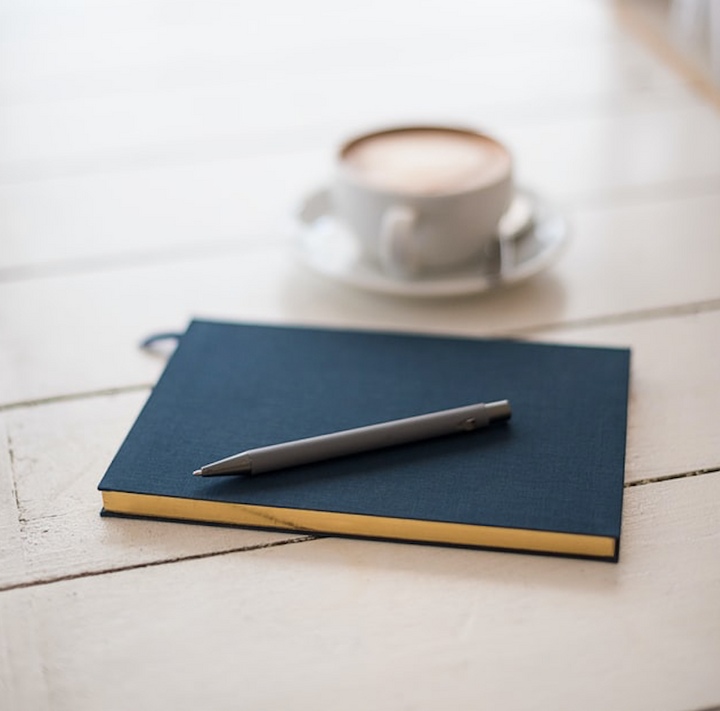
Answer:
[{"xmin": 1, "ymin": 1, "xmax": 719, "ymax": 709}]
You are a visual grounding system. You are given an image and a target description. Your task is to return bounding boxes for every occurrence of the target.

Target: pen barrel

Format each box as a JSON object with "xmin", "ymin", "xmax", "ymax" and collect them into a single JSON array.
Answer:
[{"xmin": 247, "ymin": 401, "xmax": 506, "ymax": 475}]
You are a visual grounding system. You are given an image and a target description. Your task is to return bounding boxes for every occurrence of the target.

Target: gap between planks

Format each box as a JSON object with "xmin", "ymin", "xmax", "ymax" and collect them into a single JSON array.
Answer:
[
  {"xmin": 0, "ymin": 235, "xmax": 282, "ymax": 285},
  {"xmin": 0, "ymin": 469, "xmax": 718, "ymax": 595},
  {"xmin": 2, "ymin": 175, "xmax": 720, "ymax": 287},
  {"xmin": 0, "ymin": 384, "xmax": 153, "ymax": 413},
  {"xmin": 0, "ymin": 88, "xmax": 704, "ymax": 188},
  {"xmin": 1, "ymin": 295, "xmax": 720, "ymax": 413},
  {"xmin": 0, "ymin": 535, "xmax": 318, "ymax": 594},
  {"xmin": 506, "ymin": 297, "xmax": 720, "ymax": 336}
]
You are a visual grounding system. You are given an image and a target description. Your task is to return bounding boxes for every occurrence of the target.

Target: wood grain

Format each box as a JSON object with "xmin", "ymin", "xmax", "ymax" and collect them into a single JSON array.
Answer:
[{"xmin": 0, "ymin": 417, "xmax": 26, "ymax": 587}]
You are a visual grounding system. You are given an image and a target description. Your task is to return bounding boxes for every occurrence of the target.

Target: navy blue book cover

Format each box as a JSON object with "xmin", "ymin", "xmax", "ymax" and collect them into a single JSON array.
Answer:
[{"xmin": 99, "ymin": 319, "xmax": 630, "ymax": 560}]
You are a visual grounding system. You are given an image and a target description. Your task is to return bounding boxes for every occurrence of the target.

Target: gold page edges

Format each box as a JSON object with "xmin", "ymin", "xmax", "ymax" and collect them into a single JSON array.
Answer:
[{"xmin": 102, "ymin": 491, "xmax": 617, "ymax": 559}]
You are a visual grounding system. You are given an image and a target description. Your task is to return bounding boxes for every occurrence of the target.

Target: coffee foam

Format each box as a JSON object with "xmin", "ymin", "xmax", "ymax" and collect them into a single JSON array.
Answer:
[{"xmin": 342, "ymin": 129, "xmax": 510, "ymax": 195}]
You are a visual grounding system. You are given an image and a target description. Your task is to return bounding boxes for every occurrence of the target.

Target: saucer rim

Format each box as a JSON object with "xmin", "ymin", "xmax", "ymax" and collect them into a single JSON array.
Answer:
[{"xmin": 293, "ymin": 187, "xmax": 568, "ymax": 298}]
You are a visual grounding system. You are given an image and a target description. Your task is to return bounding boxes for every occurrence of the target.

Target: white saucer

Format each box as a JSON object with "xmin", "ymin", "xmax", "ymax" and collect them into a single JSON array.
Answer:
[{"xmin": 294, "ymin": 188, "xmax": 568, "ymax": 298}]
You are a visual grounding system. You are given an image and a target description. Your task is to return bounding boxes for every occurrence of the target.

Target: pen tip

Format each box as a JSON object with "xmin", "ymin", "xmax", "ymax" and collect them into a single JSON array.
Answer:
[{"xmin": 193, "ymin": 469, "xmax": 203, "ymax": 476}]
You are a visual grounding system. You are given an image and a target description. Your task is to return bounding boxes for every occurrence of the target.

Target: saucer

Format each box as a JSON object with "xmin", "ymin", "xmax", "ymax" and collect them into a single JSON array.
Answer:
[{"xmin": 294, "ymin": 188, "xmax": 568, "ymax": 298}]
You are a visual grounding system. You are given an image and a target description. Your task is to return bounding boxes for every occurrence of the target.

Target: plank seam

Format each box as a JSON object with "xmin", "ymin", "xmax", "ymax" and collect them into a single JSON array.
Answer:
[
  {"xmin": 3, "ymin": 296, "xmax": 720, "ymax": 411},
  {"xmin": 0, "ymin": 534, "xmax": 320, "ymax": 594},
  {"xmin": 0, "ymin": 384, "xmax": 153, "ymax": 413},
  {"xmin": 2, "ymin": 469, "xmax": 718, "ymax": 593},
  {"xmin": 0, "ymin": 236, "xmax": 283, "ymax": 285},
  {"xmin": 2, "ymin": 177, "xmax": 720, "ymax": 287},
  {"xmin": 502, "ymin": 298, "xmax": 720, "ymax": 336},
  {"xmin": 625, "ymin": 466, "xmax": 720, "ymax": 488}
]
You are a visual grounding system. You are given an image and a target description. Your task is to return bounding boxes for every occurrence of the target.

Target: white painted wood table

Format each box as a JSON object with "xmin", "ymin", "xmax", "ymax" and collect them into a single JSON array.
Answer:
[{"xmin": 1, "ymin": 1, "xmax": 719, "ymax": 709}]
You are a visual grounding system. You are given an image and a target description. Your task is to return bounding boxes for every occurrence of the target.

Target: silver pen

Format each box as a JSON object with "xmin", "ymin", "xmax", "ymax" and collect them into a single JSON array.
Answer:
[{"xmin": 193, "ymin": 399, "xmax": 511, "ymax": 477}]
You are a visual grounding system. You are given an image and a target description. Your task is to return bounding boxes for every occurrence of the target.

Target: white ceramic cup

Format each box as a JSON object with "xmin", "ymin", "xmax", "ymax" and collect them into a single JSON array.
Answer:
[{"xmin": 331, "ymin": 126, "xmax": 514, "ymax": 277}]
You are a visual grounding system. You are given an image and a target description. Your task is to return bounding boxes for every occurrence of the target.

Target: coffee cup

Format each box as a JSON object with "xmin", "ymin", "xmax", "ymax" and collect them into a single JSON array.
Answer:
[{"xmin": 331, "ymin": 126, "xmax": 514, "ymax": 277}]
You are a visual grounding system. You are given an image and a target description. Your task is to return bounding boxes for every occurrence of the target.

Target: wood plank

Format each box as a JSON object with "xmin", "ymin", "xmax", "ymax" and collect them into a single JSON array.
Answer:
[
  {"xmin": 0, "ymin": 0, "xmax": 699, "ymax": 189},
  {"xmin": 0, "ymin": 30, "xmax": 683, "ymax": 111},
  {"xmin": 0, "ymin": 148, "xmax": 328, "ymax": 272},
  {"xmin": 0, "ymin": 81, "xmax": 707, "ymax": 187},
  {"xmin": 3, "ymin": 309, "xmax": 719, "ymax": 588},
  {"xmin": 0, "ymin": 392, "xmax": 309, "ymax": 589},
  {"xmin": 1, "ymin": 472, "xmax": 718, "ymax": 711},
  {"xmin": 2, "ymin": 189, "xmax": 720, "ymax": 405},
  {"xmin": 505, "ymin": 101, "xmax": 720, "ymax": 202},
  {"xmin": 0, "ymin": 0, "xmax": 649, "ymax": 109},
  {"xmin": 0, "ymin": 0, "xmax": 621, "ymax": 54},
  {"xmin": 0, "ymin": 92, "xmax": 711, "ymax": 272}
]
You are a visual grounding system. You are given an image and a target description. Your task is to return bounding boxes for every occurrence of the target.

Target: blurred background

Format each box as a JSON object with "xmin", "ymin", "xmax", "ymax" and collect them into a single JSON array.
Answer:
[{"xmin": 2, "ymin": 0, "xmax": 717, "ymax": 279}]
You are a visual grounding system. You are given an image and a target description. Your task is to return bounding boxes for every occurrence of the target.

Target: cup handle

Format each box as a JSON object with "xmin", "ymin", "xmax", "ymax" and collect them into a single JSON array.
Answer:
[{"xmin": 379, "ymin": 205, "xmax": 418, "ymax": 276}]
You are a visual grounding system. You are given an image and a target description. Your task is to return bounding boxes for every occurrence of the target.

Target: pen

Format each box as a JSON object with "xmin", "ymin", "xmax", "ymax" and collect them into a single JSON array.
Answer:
[{"xmin": 193, "ymin": 399, "xmax": 511, "ymax": 477}]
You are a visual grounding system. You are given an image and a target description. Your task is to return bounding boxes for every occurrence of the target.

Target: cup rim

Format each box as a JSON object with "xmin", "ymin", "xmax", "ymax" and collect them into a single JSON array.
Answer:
[{"xmin": 336, "ymin": 124, "xmax": 513, "ymax": 199}]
